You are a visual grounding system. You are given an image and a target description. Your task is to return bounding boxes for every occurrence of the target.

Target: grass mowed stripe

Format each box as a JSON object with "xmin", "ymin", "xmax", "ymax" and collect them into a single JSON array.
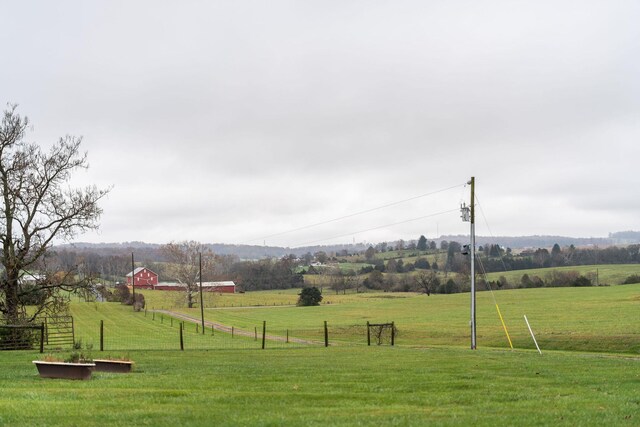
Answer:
[{"xmin": 1, "ymin": 347, "xmax": 638, "ymax": 426}]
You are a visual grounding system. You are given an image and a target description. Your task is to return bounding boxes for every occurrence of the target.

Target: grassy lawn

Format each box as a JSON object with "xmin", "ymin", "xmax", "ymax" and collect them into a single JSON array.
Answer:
[
  {"xmin": 3, "ymin": 285, "xmax": 639, "ymax": 426},
  {"xmin": 0, "ymin": 346, "xmax": 638, "ymax": 426}
]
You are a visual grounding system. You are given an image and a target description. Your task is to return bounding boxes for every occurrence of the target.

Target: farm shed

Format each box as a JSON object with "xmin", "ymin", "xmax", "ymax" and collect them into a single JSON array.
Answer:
[{"xmin": 202, "ymin": 281, "xmax": 236, "ymax": 293}]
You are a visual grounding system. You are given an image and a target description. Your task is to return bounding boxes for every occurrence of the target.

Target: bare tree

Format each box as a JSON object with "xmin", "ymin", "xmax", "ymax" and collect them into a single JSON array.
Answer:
[
  {"xmin": 0, "ymin": 105, "xmax": 109, "ymax": 326},
  {"xmin": 414, "ymin": 270, "xmax": 440, "ymax": 296},
  {"xmin": 161, "ymin": 241, "xmax": 214, "ymax": 308}
]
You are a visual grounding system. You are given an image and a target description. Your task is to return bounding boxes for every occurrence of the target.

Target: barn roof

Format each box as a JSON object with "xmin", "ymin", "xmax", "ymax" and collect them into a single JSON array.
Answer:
[
  {"xmin": 125, "ymin": 267, "xmax": 158, "ymax": 277},
  {"xmin": 202, "ymin": 281, "xmax": 236, "ymax": 287}
]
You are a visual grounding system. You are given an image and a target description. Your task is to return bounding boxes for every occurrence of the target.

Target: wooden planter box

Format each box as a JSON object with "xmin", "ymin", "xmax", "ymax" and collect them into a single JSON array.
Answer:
[
  {"xmin": 93, "ymin": 359, "xmax": 134, "ymax": 373},
  {"xmin": 33, "ymin": 361, "xmax": 95, "ymax": 380}
]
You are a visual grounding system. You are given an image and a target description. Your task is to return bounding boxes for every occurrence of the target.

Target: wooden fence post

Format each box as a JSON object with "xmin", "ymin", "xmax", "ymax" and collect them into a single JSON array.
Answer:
[
  {"xmin": 39, "ymin": 323, "xmax": 45, "ymax": 353},
  {"xmin": 180, "ymin": 326, "xmax": 184, "ymax": 351},
  {"xmin": 367, "ymin": 321, "xmax": 371, "ymax": 346},
  {"xmin": 391, "ymin": 321, "xmax": 395, "ymax": 346},
  {"xmin": 100, "ymin": 320, "xmax": 104, "ymax": 352},
  {"xmin": 324, "ymin": 321, "xmax": 329, "ymax": 347},
  {"xmin": 261, "ymin": 321, "xmax": 266, "ymax": 350}
]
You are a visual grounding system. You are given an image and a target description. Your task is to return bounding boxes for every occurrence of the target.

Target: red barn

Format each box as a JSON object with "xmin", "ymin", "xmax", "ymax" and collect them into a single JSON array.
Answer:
[{"xmin": 126, "ymin": 267, "xmax": 158, "ymax": 289}]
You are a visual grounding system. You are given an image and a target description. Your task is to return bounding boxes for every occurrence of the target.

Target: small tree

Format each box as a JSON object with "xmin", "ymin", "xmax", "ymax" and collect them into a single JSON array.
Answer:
[
  {"xmin": 161, "ymin": 241, "xmax": 215, "ymax": 308},
  {"xmin": 417, "ymin": 235, "xmax": 428, "ymax": 251},
  {"xmin": 364, "ymin": 246, "xmax": 376, "ymax": 262},
  {"xmin": 414, "ymin": 270, "xmax": 440, "ymax": 296},
  {"xmin": 297, "ymin": 287, "xmax": 322, "ymax": 306}
]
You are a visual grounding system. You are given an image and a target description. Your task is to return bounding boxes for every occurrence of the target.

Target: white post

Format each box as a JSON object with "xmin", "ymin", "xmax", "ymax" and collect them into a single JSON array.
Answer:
[{"xmin": 524, "ymin": 315, "xmax": 542, "ymax": 355}]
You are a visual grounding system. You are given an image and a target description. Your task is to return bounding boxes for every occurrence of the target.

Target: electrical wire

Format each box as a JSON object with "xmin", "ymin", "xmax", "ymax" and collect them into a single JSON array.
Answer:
[
  {"xmin": 240, "ymin": 182, "xmax": 465, "ymax": 245},
  {"xmin": 291, "ymin": 208, "xmax": 460, "ymax": 247}
]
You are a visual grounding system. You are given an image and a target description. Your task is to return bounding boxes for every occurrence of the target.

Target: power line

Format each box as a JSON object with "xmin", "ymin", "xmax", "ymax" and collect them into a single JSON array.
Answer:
[
  {"xmin": 291, "ymin": 208, "xmax": 460, "ymax": 247},
  {"xmin": 240, "ymin": 182, "xmax": 465, "ymax": 245}
]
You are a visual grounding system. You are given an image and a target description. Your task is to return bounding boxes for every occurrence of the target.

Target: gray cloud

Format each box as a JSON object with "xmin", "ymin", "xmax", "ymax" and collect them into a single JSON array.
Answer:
[{"xmin": 1, "ymin": 1, "xmax": 638, "ymax": 245}]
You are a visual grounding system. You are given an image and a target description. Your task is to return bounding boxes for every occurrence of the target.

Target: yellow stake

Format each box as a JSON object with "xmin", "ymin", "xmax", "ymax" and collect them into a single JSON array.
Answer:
[{"xmin": 495, "ymin": 303, "xmax": 513, "ymax": 349}]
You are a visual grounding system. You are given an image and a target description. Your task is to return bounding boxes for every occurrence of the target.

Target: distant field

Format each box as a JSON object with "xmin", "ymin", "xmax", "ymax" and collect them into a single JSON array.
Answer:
[
  {"xmin": 484, "ymin": 264, "xmax": 640, "ymax": 285},
  {"xmin": 2, "ymin": 346, "xmax": 638, "ymax": 426},
  {"xmin": 163, "ymin": 284, "xmax": 640, "ymax": 354}
]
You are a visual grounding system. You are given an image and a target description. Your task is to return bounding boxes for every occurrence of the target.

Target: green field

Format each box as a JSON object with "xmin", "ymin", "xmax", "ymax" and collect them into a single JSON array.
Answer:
[
  {"xmin": 3, "ymin": 285, "xmax": 639, "ymax": 426},
  {"xmin": 484, "ymin": 264, "xmax": 640, "ymax": 286},
  {"xmin": 165, "ymin": 284, "xmax": 640, "ymax": 354}
]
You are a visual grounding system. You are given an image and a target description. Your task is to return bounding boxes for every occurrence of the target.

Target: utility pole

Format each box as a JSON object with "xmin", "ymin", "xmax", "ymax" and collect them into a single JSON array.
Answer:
[
  {"xmin": 199, "ymin": 252, "xmax": 205, "ymax": 334},
  {"xmin": 461, "ymin": 177, "xmax": 476, "ymax": 349},
  {"xmin": 131, "ymin": 253, "xmax": 136, "ymax": 311}
]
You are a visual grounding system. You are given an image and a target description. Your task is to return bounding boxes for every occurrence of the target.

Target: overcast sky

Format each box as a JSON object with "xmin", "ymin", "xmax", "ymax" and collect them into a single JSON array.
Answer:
[{"xmin": 1, "ymin": 1, "xmax": 639, "ymax": 247}]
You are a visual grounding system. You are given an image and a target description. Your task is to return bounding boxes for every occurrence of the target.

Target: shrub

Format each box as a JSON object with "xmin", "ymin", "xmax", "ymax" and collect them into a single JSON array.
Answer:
[
  {"xmin": 437, "ymin": 279, "xmax": 460, "ymax": 294},
  {"xmin": 132, "ymin": 293, "xmax": 145, "ymax": 311},
  {"xmin": 572, "ymin": 276, "xmax": 593, "ymax": 287},
  {"xmin": 115, "ymin": 284, "xmax": 131, "ymax": 303},
  {"xmin": 297, "ymin": 287, "xmax": 323, "ymax": 306},
  {"xmin": 414, "ymin": 258, "xmax": 430, "ymax": 269},
  {"xmin": 622, "ymin": 274, "xmax": 640, "ymax": 285}
]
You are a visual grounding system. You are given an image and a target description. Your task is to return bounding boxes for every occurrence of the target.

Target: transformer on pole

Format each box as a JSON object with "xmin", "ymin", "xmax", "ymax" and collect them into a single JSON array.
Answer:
[{"xmin": 461, "ymin": 177, "xmax": 476, "ymax": 349}]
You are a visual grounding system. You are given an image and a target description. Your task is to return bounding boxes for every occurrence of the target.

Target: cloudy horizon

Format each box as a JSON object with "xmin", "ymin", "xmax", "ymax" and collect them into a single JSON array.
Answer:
[{"xmin": 2, "ymin": 1, "xmax": 638, "ymax": 247}]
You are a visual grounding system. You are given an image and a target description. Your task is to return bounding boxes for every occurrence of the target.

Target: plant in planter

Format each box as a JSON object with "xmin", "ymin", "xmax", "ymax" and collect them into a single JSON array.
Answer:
[
  {"xmin": 33, "ymin": 341, "xmax": 95, "ymax": 380},
  {"xmin": 93, "ymin": 354, "xmax": 134, "ymax": 373}
]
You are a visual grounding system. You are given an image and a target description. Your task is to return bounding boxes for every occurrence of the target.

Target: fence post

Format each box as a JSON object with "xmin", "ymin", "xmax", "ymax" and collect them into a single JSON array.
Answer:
[
  {"xmin": 262, "ymin": 321, "xmax": 266, "ymax": 350},
  {"xmin": 324, "ymin": 321, "xmax": 329, "ymax": 347},
  {"xmin": 286, "ymin": 329, "xmax": 289, "ymax": 344},
  {"xmin": 171, "ymin": 317, "xmax": 173, "ymax": 327},
  {"xmin": 39, "ymin": 323, "xmax": 45, "ymax": 353},
  {"xmin": 367, "ymin": 321, "xmax": 371, "ymax": 346},
  {"xmin": 152, "ymin": 311, "xmax": 155, "ymax": 321},
  {"xmin": 180, "ymin": 326, "xmax": 184, "ymax": 351},
  {"xmin": 391, "ymin": 321, "xmax": 395, "ymax": 346},
  {"xmin": 100, "ymin": 320, "xmax": 104, "ymax": 352},
  {"xmin": 232, "ymin": 326, "xmax": 234, "ymax": 338},
  {"xmin": 211, "ymin": 325, "xmax": 214, "ymax": 336},
  {"xmin": 254, "ymin": 327, "xmax": 257, "ymax": 341}
]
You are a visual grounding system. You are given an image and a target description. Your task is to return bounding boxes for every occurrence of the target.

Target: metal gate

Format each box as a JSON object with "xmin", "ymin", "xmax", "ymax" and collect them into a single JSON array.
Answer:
[{"xmin": 44, "ymin": 316, "xmax": 75, "ymax": 349}]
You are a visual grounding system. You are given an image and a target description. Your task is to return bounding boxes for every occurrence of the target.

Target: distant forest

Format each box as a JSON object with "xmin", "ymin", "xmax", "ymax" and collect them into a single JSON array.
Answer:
[
  {"xmin": 57, "ymin": 230, "xmax": 640, "ymax": 261},
  {"xmin": 47, "ymin": 232, "xmax": 640, "ymax": 293}
]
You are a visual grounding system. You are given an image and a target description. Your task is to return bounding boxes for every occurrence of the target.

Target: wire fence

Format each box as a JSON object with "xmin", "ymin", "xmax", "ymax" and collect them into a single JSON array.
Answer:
[
  {"xmin": 68, "ymin": 311, "xmax": 393, "ymax": 352},
  {"xmin": 0, "ymin": 324, "xmax": 45, "ymax": 352},
  {"xmin": 2, "ymin": 307, "xmax": 398, "ymax": 353},
  {"xmin": 73, "ymin": 311, "xmax": 401, "ymax": 352}
]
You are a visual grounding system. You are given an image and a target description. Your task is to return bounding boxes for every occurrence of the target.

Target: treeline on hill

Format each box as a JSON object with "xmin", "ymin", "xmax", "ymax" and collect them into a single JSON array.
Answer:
[{"xmin": 47, "ymin": 237, "xmax": 640, "ymax": 294}]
